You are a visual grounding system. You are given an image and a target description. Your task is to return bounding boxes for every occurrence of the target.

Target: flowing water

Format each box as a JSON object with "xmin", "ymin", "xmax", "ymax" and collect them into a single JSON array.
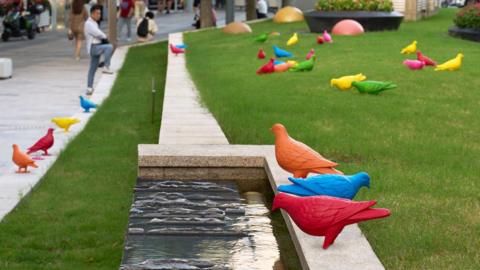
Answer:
[{"xmin": 120, "ymin": 180, "xmax": 284, "ymax": 270}]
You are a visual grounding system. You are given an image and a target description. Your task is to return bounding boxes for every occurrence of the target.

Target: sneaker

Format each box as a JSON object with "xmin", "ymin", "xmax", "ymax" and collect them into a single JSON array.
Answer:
[
  {"xmin": 102, "ymin": 67, "xmax": 114, "ymax": 74},
  {"xmin": 86, "ymin": 87, "xmax": 94, "ymax": 95},
  {"xmin": 98, "ymin": 61, "xmax": 105, "ymax": 68}
]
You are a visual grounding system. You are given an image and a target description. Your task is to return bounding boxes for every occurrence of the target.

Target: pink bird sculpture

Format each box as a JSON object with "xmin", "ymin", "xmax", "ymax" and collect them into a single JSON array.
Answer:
[
  {"xmin": 169, "ymin": 44, "xmax": 185, "ymax": 55},
  {"xmin": 271, "ymin": 123, "xmax": 343, "ymax": 178},
  {"xmin": 272, "ymin": 193, "xmax": 391, "ymax": 249},
  {"xmin": 257, "ymin": 48, "xmax": 266, "ymax": 59},
  {"xmin": 256, "ymin": 58, "xmax": 275, "ymax": 75},
  {"xmin": 306, "ymin": 49, "xmax": 315, "ymax": 60},
  {"xmin": 403, "ymin": 59, "xmax": 425, "ymax": 70},
  {"xmin": 323, "ymin": 30, "xmax": 332, "ymax": 43},
  {"xmin": 416, "ymin": 51, "xmax": 436, "ymax": 66},
  {"xmin": 27, "ymin": 128, "xmax": 54, "ymax": 156}
]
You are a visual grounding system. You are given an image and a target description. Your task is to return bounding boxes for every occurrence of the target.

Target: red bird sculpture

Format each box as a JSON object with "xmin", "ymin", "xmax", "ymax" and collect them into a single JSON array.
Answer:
[
  {"xmin": 271, "ymin": 123, "xmax": 343, "ymax": 178},
  {"xmin": 257, "ymin": 48, "xmax": 266, "ymax": 59},
  {"xmin": 416, "ymin": 51, "xmax": 436, "ymax": 66},
  {"xmin": 272, "ymin": 193, "xmax": 391, "ymax": 249},
  {"xmin": 256, "ymin": 58, "xmax": 275, "ymax": 75},
  {"xmin": 169, "ymin": 44, "xmax": 185, "ymax": 55},
  {"xmin": 306, "ymin": 48, "xmax": 315, "ymax": 60},
  {"xmin": 317, "ymin": 36, "xmax": 324, "ymax": 44},
  {"xmin": 27, "ymin": 128, "xmax": 54, "ymax": 156}
]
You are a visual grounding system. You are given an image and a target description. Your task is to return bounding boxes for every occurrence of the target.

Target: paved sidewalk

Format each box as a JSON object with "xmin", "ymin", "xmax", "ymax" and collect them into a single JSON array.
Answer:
[{"xmin": 0, "ymin": 9, "xmax": 246, "ymax": 174}]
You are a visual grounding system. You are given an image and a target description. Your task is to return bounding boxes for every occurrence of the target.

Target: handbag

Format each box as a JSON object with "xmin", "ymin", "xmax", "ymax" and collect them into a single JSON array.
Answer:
[{"xmin": 67, "ymin": 30, "xmax": 74, "ymax": 40}]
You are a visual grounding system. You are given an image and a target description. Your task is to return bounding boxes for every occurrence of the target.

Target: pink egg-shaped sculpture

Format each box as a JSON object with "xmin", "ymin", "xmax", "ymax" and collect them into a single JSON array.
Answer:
[{"xmin": 332, "ymin": 20, "xmax": 364, "ymax": 36}]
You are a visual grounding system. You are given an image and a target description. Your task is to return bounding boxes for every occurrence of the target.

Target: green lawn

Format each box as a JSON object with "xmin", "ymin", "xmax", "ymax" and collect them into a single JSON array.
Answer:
[
  {"xmin": 0, "ymin": 42, "xmax": 167, "ymax": 269},
  {"xmin": 184, "ymin": 9, "xmax": 480, "ymax": 269}
]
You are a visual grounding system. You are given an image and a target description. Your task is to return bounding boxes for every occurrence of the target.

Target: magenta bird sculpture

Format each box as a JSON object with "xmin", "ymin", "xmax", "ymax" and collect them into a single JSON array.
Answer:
[
  {"xmin": 306, "ymin": 49, "xmax": 315, "ymax": 60},
  {"xmin": 403, "ymin": 59, "xmax": 425, "ymax": 70},
  {"xmin": 272, "ymin": 193, "xmax": 391, "ymax": 249},
  {"xmin": 323, "ymin": 30, "xmax": 332, "ymax": 43}
]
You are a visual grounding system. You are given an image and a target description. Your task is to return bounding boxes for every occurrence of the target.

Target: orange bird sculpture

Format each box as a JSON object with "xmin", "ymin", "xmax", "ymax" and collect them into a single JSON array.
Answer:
[
  {"xmin": 271, "ymin": 123, "xmax": 343, "ymax": 178},
  {"xmin": 12, "ymin": 144, "xmax": 38, "ymax": 173}
]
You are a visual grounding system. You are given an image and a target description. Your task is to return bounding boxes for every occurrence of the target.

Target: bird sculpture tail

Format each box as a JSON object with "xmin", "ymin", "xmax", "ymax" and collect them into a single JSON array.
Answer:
[
  {"xmin": 29, "ymin": 162, "xmax": 39, "ymax": 168},
  {"xmin": 346, "ymin": 208, "xmax": 390, "ymax": 224},
  {"xmin": 312, "ymin": 167, "xmax": 344, "ymax": 175},
  {"xmin": 384, "ymin": 82, "xmax": 397, "ymax": 89}
]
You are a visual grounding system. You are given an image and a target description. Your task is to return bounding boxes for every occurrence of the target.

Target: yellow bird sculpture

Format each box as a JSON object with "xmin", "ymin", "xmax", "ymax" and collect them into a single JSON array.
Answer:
[
  {"xmin": 400, "ymin": 40, "xmax": 417, "ymax": 54},
  {"xmin": 330, "ymin": 73, "xmax": 367, "ymax": 91},
  {"xmin": 286, "ymin": 60, "xmax": 299, "ymax": 68},
  {"xmin": 434, "ymin": 53, "xmax": 464, "ymax": 71},
  {"xmin": 52, "ymin": 117, "xmax": 80, "ymax": 132},
  {"xmin": 287, "ymin": 33, "xmax": 299, "ymax": 46}
]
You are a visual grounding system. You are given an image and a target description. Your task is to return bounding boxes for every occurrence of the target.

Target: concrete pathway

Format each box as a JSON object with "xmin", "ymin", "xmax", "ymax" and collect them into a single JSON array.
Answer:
[{"xmin": 159, "ymin": 33, "xmax": 228, "ymax": 145}]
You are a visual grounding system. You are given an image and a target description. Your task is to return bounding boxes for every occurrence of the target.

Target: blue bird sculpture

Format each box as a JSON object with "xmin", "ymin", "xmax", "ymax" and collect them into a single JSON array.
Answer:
[
  {"xmin": 79, "ymin": 96, "xmax": 97, "ymax": 113},
  {"xmin": 274, "ymin": 59, "xmax": 286, "ymax": 65},
  {"xmin": 175, "ymin": 44, "xmax": 187, "ymax": 49},
  {"xmin": 273, "ymin": 45, "xmax": 293, "ymax": 58},
  {"xmin": 280, "ymin": 172, "xmax": 371, "ymax": 200},
  {"xmin": 278, "ymin": 183, "xmax": 317, "ymax": 196}
]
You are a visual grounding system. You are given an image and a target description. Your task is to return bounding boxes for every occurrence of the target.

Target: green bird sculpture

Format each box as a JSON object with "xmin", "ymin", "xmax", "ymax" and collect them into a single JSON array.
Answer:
[
  {"xmin": 351, "ymin": 81, "xmax": 397, "ymax": 95},
  {"xmin": 254, "ymin": 33, "xmax": 269, "ymax": 43},
  {"xmin": 289, "ymin": 56, "xmax": 315, "ymax": 72}
]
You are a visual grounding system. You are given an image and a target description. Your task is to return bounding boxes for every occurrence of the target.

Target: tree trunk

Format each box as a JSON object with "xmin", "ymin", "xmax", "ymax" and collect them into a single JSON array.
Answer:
[
  {"xmin": 246, "ymin": 0, "xmax": 256, "ymax": 21},
  {"xmin": 282, "ymin": 0, "xmax": 292, "ymax": 7},
  {"xmin": 200, "ymin": 0, "xmax": 213, "ymax": 28}
]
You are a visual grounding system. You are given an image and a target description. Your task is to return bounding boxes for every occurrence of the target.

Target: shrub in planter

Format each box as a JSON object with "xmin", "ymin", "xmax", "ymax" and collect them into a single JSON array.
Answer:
[
  {"xmin": 305, "ymin": 0, "xmax": 401, "ymax": 32},
  {"xmin": 315, "ymin": 0, "xmax": 394, "ymax": 12},
  {"xmin": 454, "ymin": 3, "xmax": 480, "ymax": 29}
]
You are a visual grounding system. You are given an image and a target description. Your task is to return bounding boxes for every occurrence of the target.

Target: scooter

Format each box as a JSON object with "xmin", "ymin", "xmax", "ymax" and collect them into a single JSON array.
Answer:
[{"xmin": 2, "ymin": 9, "xmax": 37, "ymax": 42}]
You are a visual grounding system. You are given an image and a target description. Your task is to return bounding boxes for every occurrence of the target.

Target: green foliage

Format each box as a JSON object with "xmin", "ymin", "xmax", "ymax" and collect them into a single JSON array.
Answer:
[
  {"xmin": 316, "ymin": 0, "xmax": 394, "ymax": 12},
  {"xmin": 454, "ymin": 3, "xmax": 480, "ymax": 29}
]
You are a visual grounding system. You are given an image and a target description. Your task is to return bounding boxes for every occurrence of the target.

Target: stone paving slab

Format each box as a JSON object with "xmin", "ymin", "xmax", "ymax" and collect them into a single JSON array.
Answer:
[{"xmin": 158, "ymin": 33, "xmax": 228, "ymax": 145}]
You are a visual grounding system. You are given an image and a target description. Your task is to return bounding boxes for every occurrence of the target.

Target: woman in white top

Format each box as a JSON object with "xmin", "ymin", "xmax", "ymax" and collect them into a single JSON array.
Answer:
[{"xmin": 256, "ymin": 0, "xmax": 268, "ymax": 19}]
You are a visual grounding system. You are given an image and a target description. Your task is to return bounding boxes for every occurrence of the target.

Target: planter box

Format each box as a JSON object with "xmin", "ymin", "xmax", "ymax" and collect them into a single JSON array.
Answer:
[
  {"xmin": 304, "ymin": 11, "xmax": 404, "ymax": 33},
  {"xmin": 448, "ymin": 26, "xmax": 480, "ymax": 42}
]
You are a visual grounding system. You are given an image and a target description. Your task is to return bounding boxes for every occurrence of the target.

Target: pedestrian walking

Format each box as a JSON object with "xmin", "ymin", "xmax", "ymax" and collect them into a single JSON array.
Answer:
[
  {"xmin": 134, "ymin": 0, "xmax": 146, "ymax": 22},
  {"xmin": 69, "ymin": 0, "xmax": 88, "ymax": 60},
  {"xmin": 84, "ymin": 4, "xmax": 114, "ymax": 95},
  {"xmin": 118, "ymin": 0, "xmax": 134, "ymax": 41}
]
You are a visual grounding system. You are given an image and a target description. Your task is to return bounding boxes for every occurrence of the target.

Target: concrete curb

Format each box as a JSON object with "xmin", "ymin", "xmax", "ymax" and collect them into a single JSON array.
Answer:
[{"xmin": 0, "ymin": 46, "xmax": 129, "ymax": 221}]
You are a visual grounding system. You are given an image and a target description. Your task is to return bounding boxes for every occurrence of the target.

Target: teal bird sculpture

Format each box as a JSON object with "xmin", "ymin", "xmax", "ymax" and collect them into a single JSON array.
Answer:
[
  {"xmin": 279, "ymin": 172, "xmax": 371, "ymax": 200},
  {"xmin": 79, "ymin": 96, "xmax": 97, "ymax": 112},
  {"xmin": 255, "ymin": 33, "xmax": 269, "ymax": 43},
  {"xmin": 289, "ymin": 56, "xmax": 315, "ymax": 72},
  {"xmin": 352, "ymin": 81, "xmax": 397, "ymax": 95}
]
